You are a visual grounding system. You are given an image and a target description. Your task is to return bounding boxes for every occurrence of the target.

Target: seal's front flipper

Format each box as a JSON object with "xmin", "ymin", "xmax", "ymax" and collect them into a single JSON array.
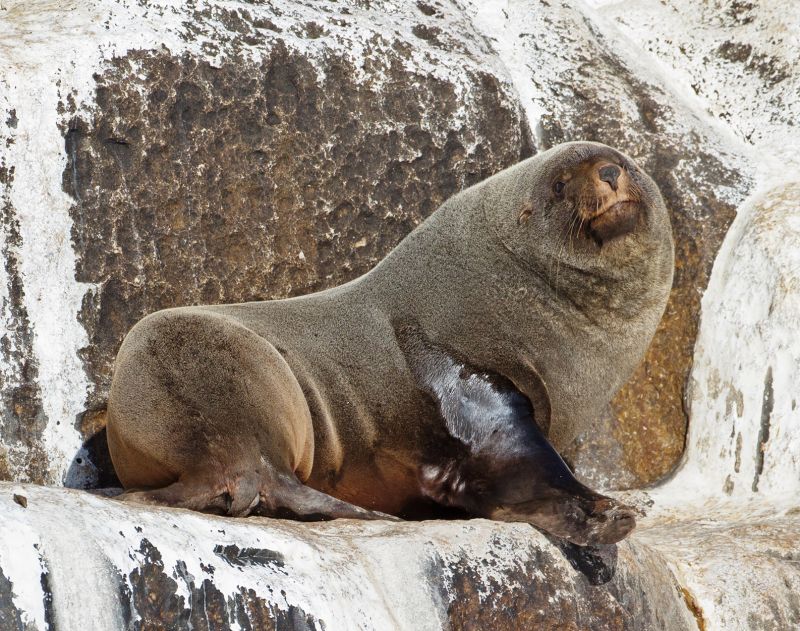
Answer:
[
  {"xmin": 474, "ymin": 409, "xmax": 637, "ymax": 545},
  {"xmin": 254, "ymin": 474, "xmax": 401, "ymax": 522},
  {"xmin": 491, "ymin": 492, "xmax": 636, "ymax": 546},
  {"xmin": 398, "ymin": 323, "xmax": 635, "ymax": 545},
  {"xmin": 465, "ymin": 406, "xmax": 637, "ymax": 545}
]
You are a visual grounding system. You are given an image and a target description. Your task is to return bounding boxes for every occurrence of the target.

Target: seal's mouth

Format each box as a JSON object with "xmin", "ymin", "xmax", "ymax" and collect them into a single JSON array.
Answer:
[{"xmin": 587, "ymin": 200, "xmax": 640, "ymax": 245}]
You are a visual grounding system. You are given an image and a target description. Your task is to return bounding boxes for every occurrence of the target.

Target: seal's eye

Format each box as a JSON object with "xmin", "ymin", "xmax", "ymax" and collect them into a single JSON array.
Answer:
[{"xmin": 553, "ymin": 181, "xmax": 566, "ymax": 197}]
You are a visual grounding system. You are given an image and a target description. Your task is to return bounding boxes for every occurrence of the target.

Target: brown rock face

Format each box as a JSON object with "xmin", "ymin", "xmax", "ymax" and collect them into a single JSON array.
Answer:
[
  {"xmin": 63, "ymin": 43, "xmax": 531, "ymax": 455},
  {"xmin": 125, "ymin": 539, "xmax": 320, "ymax": 631},
  {"xmin": 439, "ymin": 540, "xmax": 696, "ymax": 630}
]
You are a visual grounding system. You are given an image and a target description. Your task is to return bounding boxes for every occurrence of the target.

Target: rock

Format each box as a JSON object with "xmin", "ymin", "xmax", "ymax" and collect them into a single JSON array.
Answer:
[
  {"xmin": 650, "ymin": 177, "xmax": 800, "ymax": 507},
  {"xmin": 0, "ymin": 483, "xmax": 701, "ymax": 630},
  {"xmin": 2, "ymin": 482, "xmax": 799, "ymax": 630},
  {"xmin": 626, "ymin": 178, "xmax": 800, "ymax": 630}
]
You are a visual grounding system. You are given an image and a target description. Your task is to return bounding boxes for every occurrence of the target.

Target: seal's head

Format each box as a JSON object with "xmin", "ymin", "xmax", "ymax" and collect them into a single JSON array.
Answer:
[
  {"xmin": 486, "ymin": 141, "xmax": 673, "ymax": 285},
  {"xmin": 547, "ymin": 152, "xmax": 642, "ymax": 245}
]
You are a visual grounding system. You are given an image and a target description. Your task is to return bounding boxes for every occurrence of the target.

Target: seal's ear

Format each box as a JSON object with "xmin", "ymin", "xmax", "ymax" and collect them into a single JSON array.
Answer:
[
  {"xmin": 519, "ymin": 358, "xmax": 552, "ymax": 435},
  {"xmin": 517, "ymin": 201, "xmax": 534, "ymax": 225}
]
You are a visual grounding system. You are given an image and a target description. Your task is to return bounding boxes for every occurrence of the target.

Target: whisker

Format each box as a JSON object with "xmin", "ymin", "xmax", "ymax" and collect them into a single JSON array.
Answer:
[
  {"xmin": 553, "ymin": 206, "xmax": 579, "ymax": 292},
  {"xmin": 566, "ymin": 209, "xmax": 581, "ymax": 256}
]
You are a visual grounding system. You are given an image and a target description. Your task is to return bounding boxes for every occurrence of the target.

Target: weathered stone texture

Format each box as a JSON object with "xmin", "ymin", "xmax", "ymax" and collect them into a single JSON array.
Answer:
[
  {"xmin": 0, "ymin": 126, "xmax": 50, "ymax": 484},
  {"xmin": 0, "ymin": 565, "xmax": 26, "ymax": 631},
  {"xmin": 64, "ymin": 41, "xmax": 531, "ymax": 430},
  {"xmin": 439, "ymin": 537, "xmax": 700, "ymax": 630},
  {"xmin": 0, "ymin": 484, "xmax": 704, "ymax": 631},
  {"xmin": 126, "ymin": 539, "xmax": 321, "ymax": 631}
]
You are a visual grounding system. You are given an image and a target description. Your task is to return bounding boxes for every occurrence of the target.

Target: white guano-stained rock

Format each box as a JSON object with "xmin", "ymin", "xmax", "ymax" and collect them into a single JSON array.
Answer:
[
  {"xmin": 656, "ymin": 180, "xmax": 800, "ymax": 509},
  {"xmin": 0, "ymin": 483, "xmax": 699, "ymax": 631}
]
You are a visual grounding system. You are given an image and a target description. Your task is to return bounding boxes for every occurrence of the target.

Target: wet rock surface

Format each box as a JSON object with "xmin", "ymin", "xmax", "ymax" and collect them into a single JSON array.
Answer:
[{"xmin": 438, "ymin": 540, "xmax": 695, "ymax": 630}]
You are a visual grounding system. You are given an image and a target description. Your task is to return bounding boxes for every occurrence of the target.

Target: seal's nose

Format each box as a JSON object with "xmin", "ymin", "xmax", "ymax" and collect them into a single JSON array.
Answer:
[{"xmin": 598, "ymin": 164, "xmax": 621, "ymax": 191}]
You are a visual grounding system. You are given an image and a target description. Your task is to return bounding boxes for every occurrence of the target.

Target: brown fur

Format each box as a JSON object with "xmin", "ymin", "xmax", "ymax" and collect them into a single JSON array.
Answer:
[{"xmin": 107, "ymin": 141, "xmax": 674, "ymax": 541}]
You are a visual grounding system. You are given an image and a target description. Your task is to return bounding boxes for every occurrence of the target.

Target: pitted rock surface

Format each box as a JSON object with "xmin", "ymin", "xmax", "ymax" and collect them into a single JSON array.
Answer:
[{"xmin": 65, "ymin": 43, "xmax": 531, "ymax": 432}]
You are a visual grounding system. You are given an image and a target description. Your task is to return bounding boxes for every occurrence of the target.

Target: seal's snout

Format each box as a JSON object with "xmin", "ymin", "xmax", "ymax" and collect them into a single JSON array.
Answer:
[
  {"xmin": 554, "ymin": 156, "xmax": 642, "ymax": 246},
  {"xmin": 588, "ymin": 200, "xmax": 640, "ymax": 245}
]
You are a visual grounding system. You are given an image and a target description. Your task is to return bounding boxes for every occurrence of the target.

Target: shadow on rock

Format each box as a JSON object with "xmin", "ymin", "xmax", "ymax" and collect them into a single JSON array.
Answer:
[
  {"xmin": 549, "ymin": 535, "xmax": 619, "ymax": 585},
  {"xmin": 64, "ymin": 426, "xmax": 122, "ymax": 490}
]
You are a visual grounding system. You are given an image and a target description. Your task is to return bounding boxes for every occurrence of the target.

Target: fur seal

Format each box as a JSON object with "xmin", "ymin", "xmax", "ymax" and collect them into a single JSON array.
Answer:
[{"xmin": 107, "ymin": 141, "xmax": 674, "ymax": 545}]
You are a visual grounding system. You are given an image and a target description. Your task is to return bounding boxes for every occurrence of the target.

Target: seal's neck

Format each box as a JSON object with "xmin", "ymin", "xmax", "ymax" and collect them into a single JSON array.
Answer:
[{"xmin": 360, "ymin": 185, "xmax": 668, "ymax": 338}]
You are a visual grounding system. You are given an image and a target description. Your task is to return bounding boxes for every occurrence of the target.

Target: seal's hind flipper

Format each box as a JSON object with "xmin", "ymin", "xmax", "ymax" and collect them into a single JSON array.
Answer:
[
  {"xmin": 253, "ymin": 474, "xmax": 400, "ymax": 522},
  {"xmin": 116, "ymin": 471, "xmax": 261, "ymax": 517},
  {"xmin": 116, "ymin": 467, "xmax": 398, "ymax": 522}
]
